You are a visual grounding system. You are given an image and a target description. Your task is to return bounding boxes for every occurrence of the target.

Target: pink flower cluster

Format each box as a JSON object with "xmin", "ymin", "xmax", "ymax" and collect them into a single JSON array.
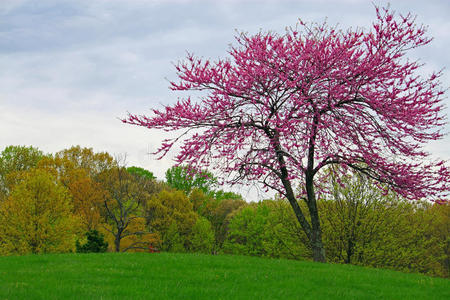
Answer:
[{"xmin": 124, "ymin": 7, "xmax": 449, "ymax": 203}]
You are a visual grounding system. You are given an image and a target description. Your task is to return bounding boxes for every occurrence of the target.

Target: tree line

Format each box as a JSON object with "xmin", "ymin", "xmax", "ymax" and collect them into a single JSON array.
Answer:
[{"xmin": 0, "ymin": 145, "xmax": 448, "ymax": 277}]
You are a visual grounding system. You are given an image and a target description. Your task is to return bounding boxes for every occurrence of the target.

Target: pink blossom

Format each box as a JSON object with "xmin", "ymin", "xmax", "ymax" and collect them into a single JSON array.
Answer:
[{"xmin": 124, "ymin": 6, "xmax": 449, "ymax": 261}]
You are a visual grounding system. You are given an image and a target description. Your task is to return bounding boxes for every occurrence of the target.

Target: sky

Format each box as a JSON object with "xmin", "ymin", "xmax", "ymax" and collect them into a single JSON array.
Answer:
[{"xmin": 1, "ymin": 0, "xmax": 449, "ymax": 201}]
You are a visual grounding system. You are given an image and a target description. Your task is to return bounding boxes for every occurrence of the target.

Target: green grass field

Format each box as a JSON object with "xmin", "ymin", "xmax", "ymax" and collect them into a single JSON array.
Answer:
[{"xmin": 0, "ymin": 252, "xmax": 448, "ymax": 299}]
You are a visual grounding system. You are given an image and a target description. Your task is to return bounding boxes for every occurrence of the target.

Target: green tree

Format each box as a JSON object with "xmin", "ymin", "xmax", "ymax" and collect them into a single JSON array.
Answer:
[
  {"xmin": 162, "ymin": 223, "xmax": 184, "ymax": 252},
  {"xmin": 188, "ymin": 217, "xmax": 215, "ymax": 254},
  {"xmin": 0, "ymin": 168, "xmax": 77, "ymax": 255},
  {"xmin": 127, "ymin": 166, "xmax": 155, "ymax": 180},
  {"xmin": 67, "ymin": 176, "xmax": 105, "ymax": 232},
  {"xmin": 223, "ymin": 203, "xmax": 270, "ymax": 256},
  {"xmin": 126, "ymin": 167, "xmax": 166, "ymax": 208},
  {"xmin": 223, "ymin": 200, "xmax": 309, "ymax": 259},
  {"xmin": 319, "ymin": 170, "xmax": 387, "ymax": 264},
  {"xmin": 188, "ymin": 188, "xmax": 218, "ymax": 217},
  {"xmin": 263, "ymin": 199, "xmax": 311, "ymax": 259},
  {"xmin": 187, "ymin": 189, "xmax": 247, "ymax": 253},
  {"xmin": 213, "ymin": 190, "xmax": 243, "ymax": 201},
  {"xmin": 209, "ymin": 198, "xmax": 247, "ymax": 252},
  {"xmin": 165, "ymin": 165, "xmax": 217, "ymax": 195}
]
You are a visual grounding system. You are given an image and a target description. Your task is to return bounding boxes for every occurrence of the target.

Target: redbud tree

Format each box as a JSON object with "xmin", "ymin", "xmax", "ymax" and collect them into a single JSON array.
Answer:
[{"xmin": 124, "ymin": 7, "xmax": 450, "ymax": 262}]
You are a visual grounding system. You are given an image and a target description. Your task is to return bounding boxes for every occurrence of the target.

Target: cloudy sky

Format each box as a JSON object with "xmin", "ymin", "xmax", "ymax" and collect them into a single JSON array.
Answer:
[{"xmin": 1, "ymin": 0, "xmax": 449, "ymax": 200}]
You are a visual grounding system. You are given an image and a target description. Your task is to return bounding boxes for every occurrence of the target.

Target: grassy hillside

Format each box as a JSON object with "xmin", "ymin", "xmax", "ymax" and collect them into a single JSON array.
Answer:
[{"xmin": 0, "ymin": 252, "xmax": 448, "ymax": 299}]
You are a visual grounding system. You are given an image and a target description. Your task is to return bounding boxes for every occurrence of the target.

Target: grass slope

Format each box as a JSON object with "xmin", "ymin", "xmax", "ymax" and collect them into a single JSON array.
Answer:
[{"xmin": 0, "ymin": 252, "xmax": 448, "ymax": 299}]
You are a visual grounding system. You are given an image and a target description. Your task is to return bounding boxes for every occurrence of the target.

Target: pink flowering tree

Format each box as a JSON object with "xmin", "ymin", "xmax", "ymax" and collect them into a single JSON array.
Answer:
[{"xmin": 124, "ymin": 7, "xmax": 450, "ymax": 262}]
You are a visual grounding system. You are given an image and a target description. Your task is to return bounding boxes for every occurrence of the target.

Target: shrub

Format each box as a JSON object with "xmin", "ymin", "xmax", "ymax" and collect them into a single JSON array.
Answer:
[{"xmin": 76, "ymin": 230, "xmax": 108, "ymax": 253}]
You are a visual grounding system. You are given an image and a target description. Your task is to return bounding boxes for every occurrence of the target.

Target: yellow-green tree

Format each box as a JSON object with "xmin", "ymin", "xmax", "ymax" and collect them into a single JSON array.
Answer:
[
  {"xmin": 68, "ymin": 176, "xmax": 104, "ymax": 231},
  {"xmin": 146, "ymin": 190, "xmax": 197, "ymax": 252},
  {"xmin": 319, "ymin": 169, "xmax": 449, "ymax": 277},
  {"xmin": 97, "ymin": 166, "xmax": 159, "ymax": 252},
  {"xmin": 208, "ymin": 197, "xmax": 247, "ymax": 252},
  {"xmin": 53, "ymin": 146, "xmax": 115, "ymax": 178},
  {"xmin": 115, "ymin": 217, "xmax": 160, "ymax": 253},
  {"xmin": 37, "ymin": 146, "xmax": 114, "ymax": 233},
  {"xmin": 0, "ymin": 169, "xmax": 77, "ymax": 255},
  {"xmin": 428, "ymin": 203, "xmax": 450, "ymax": 277},
  {"xmin": 0, "ymin": 145, "xmax": 46, "ymax": 201}
]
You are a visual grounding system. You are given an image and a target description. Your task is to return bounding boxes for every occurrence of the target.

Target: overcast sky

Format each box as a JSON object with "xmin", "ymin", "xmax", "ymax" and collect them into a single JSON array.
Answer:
[{"xmin": 1, "ymin": 0, "xmax": 449, "ymax": 200}]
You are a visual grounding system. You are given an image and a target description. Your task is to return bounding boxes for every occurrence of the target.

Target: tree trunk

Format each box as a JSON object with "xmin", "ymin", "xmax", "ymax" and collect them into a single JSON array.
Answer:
[
  {"xmin": 281, "ymin": 175, "xmax": 326, "ymax": 263},
  {"xmin": 310, "ymin": 225, "xmax": 326, "ymax": 262},
  {"xmin": 304, "ymin": 114, "xmax": 326, "ymax": 263},
  {"xmin": 114, "ymin": 232, "xmax": 121, "ymax": 252},
  {"xmin": 345, "ymin": 239, "xmax": 354, "ymax": 264},
  {"xmin": 305, "ymin": 175, "xmax": 326, "ymax": 263},
  {"xmin": 284, "ymin": 190, "xmax": 326, "ymax": 262},
  {"xmin": 272, "ymin": 127, "xmax": 326, "ymax": 263}
]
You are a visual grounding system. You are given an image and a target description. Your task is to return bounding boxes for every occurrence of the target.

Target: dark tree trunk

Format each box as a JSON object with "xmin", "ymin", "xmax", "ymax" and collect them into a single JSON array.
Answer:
[
  {"xmin": 310, "ymin": 229, "xmax": 326, "ymax": 262},
  {"xmin": 345, "ymin": 239, "xmax": 354, "ymax": 264},
  {"xmin": 283, "ymin": 181, "xmax": 326, "ymax": 263},
  {"xmin": 271, "ymin": 121, "xmax": 327, "ymax": 263},
  {"xmin": 304, "ymin": 114, "xmax": 326, "ymax": 263},
  {"xmin": 310, "ymin": 225, "xmax": 326, "ymax": 262},
  {"xmin": 305, "ymin": 173, "xmax": 326, "ymax": 263},
  {"xmin": 114, "ymin": 228, "xmax": 123, "ymax": 252},
  {"xmin": 115, "ymin": 235, "xmax": 121, "ymax": 252},
  {"xmin": 278, "ymin": 160, "xmax": 327, "ymax": 263}
]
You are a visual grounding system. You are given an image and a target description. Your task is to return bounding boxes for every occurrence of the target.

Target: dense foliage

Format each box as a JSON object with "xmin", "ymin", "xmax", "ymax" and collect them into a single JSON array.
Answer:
[
  {"xmin": 0, "ymin": 168, "xmax": 77, "ymax": 255},
  {"xmin": 0, "ymin": 145, "xmax": 448, "ymax": 278},
  {"xmin": 165, "ymin": 165, "xmax": 217, "ymax": 195}
]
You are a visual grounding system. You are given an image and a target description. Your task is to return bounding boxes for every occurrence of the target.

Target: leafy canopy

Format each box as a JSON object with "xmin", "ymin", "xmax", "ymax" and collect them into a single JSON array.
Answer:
[
  {"xmin": 0, "ymin": 145, "xmax": 46, "ymax": 196},
  {"xmin": 127, "ymin": 166, "xmax": 155, "ymax": 180},
  {"xmin": 0, "ymin": 169, "xmax": 77, "ymax": 255},
  {"xmin": 165, "ymin": 165, "xmax": 217, "ymax": 195}
]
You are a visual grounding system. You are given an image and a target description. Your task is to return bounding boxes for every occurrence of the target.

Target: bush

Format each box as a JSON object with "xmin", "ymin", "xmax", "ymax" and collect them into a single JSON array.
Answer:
[
  {"xmin": 223, "ymin": 200, "xmax": 309, "ymax": 259},
  {"xmin": 76, "ymin": 230, "xmax": 108, "ymax": 253}
]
